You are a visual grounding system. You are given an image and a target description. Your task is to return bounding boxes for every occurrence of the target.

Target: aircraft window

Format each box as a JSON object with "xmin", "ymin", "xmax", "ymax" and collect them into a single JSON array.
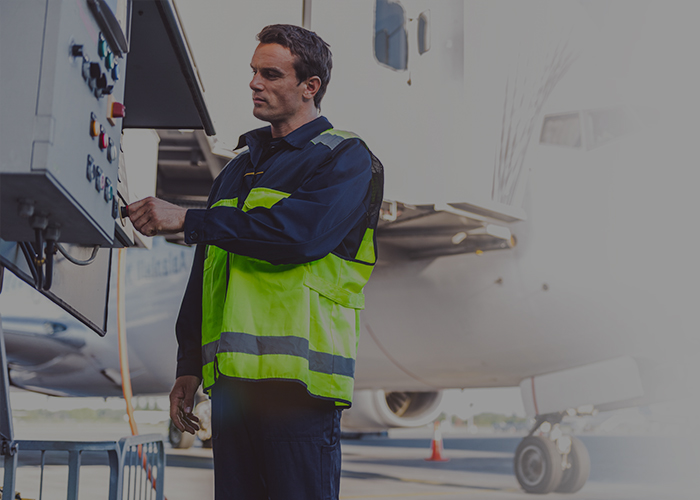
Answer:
[
  {"xmin": 375, "ymin": 0, "xmax": 408, "ymax": 71},
  {"xmin": 417, "ymin": 11, "xmax": 430, "ymax": 55},
  {"xmin": 540, "ymin": 113, "xmax": 582, "ymax": 149}
]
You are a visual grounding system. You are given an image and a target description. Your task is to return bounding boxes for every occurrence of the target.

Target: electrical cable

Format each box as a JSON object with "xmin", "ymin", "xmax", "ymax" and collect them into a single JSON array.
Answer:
[
  {"xmin": 55, "ymin": 243, "xmax": 99, "ymax": 266},
  {"xmin": 32, "ymin": 230, "xmax": 44, "ymax": 290},
  {"xmin": 117, "ymin": 248, "xmax": 138, "ymax": 435},
  {"xmin": 18, "ymin": 242, "xmax": 40, "ymax": 287},
  {"xmin": 42, "ymin": 240, "xmax": 55, "ymax": 291}
]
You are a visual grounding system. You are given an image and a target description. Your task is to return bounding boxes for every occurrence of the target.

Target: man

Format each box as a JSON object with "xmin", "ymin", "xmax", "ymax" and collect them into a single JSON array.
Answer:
[{"xmin": 128, "ymin": 24, "xmax": 383, "ymax": 499}]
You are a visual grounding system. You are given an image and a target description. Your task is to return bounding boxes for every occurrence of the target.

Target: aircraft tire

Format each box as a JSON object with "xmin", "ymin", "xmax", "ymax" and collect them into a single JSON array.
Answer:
[
  {"xmin": 169, "ymin": 419, "xmax": 196, "ymax": 449},
  {"xmin": 514, "ymin": 436, "xmax": 563, "ymax": 494},
  {"xmin": 555, "ymin": 436, "xmax": 590, "ymax": 493}
]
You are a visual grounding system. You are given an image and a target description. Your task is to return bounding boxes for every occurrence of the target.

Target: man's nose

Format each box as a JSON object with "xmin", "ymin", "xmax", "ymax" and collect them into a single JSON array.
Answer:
[{"xmin": 250, "ymin": 73, "xmax": 263, "ymax": 91}]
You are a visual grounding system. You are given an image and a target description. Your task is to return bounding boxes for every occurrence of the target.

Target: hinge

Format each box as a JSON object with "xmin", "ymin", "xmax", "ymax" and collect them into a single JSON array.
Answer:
[{"xmin": 1, "ymin": 439, "xmax": 17, "ymax": 457}]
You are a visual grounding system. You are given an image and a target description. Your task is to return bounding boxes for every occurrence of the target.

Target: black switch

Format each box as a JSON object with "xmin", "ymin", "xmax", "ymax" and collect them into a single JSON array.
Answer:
[
  {"xmin": 71, "ymin": 44, "xmax": 84, "ymax": 58},
  {"xmin": 89, "ymin": 62, "xmax": 101, "ymax": 79},
  {"xmin": 94, "ymin": 74, "xmax": 113, "ymax": 98}
]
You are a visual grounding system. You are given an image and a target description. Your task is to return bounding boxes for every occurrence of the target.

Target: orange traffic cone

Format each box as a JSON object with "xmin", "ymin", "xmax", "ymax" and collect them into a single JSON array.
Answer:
[{"xmin": 425, "ymin": 420, "xmax": 450, "ymax": 462}]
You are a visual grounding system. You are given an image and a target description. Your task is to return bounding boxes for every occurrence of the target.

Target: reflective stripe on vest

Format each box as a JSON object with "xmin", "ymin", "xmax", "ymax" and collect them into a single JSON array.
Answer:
[{"xmin": 201, "ymin": 130, "xmax": 377, "ymax": 407}]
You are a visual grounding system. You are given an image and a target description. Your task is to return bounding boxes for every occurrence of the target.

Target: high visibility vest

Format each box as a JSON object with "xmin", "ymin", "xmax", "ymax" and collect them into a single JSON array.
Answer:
[{"xmin": 200, "ymin": 129, "xmax": 383, "ymax": 407}]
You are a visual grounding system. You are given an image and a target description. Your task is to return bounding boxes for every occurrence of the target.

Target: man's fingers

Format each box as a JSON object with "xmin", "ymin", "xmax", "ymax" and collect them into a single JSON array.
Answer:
[
  {"xmin": 178, "ymin": 407, "xmax": 200, "ymax": 433},
  {"xmin": 127, "ymin": 197, "xmax": 157, "ymax": 235},
  {"xmin": 129, "ymin": 209, "xmax": 154, "ymax": 234},
  {"xmin": 126, "ymin": 196, "xmax": 153, "ymax": 214},
  {"xmin": 171, "ymin": 407, "xmax": 198, "ymax": 434},
  {"xmin": 169, "ymin": 375, "xmax": 203, "ymax": 435}
]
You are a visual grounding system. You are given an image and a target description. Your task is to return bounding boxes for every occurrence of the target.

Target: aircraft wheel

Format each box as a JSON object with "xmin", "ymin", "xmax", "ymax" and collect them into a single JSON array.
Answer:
[
  {"xmin": 514, "ymin": 436, "xmax": 563, "ymax": 494},
  {"xmin": 168, "ymin": 419, "xmax": 195, "ymax": 449},
  {"xmin": 555, "ymin": 436, "xmax": 590, "ymax": 493}
]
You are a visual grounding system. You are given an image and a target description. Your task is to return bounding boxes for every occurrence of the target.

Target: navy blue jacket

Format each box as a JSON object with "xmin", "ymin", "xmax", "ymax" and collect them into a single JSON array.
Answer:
[{"xmin": 175, "ymin": 117, "xmax": 373, "ymax": 378}]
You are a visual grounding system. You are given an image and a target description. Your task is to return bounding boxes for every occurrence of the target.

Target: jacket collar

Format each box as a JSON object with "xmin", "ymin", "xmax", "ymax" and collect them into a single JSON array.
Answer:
[{"xmin": 235, "ymin": 116, "xmax": 333, "ymax": 152}]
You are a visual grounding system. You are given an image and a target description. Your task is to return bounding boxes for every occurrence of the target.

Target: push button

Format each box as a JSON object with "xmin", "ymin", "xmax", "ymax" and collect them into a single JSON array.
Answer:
[
  {"xmin": 86, "ymin": 155, "xmax": 95, "ymax": 181},
  {"xmin": 89, "ymin": 114, "xmax": 100, "ymax": 137},
  {"xmin": 112, "ymin": 197, "xmax": 119, "ymax": 219},
  {"xmin": 104, "ymin": 178, "xmax": 113, "ymax": 202},
  {"xmin": 107, "ymin": 139, "xmax": 117, "ymax": 163},
  {"xmin": 99, "ymin": 130, "xmax": 109, "ymax": 150},
  {"xmin": 94, "ymin": 166, "xmax": 103, "ymax": 192},
  {"xmin": 82, "ymin": 59, "xmax": 91, "ymax": 81},
  {"xmin": 98, "ymin": 34, "xmax": 108, "ymax": 58},
  {"xmin": 111, "ymin": 102, "xmax": 126, "ymax": 118}
]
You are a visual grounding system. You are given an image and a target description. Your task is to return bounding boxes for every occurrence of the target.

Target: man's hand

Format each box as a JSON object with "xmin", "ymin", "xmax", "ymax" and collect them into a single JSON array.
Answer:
[
  {"xmin": 169, "ymin": 375, "xmax": 202, "ymax": 435},
  {"xmin": 127, "ymin": 196, "xmax": 187, "ymax": 237}
]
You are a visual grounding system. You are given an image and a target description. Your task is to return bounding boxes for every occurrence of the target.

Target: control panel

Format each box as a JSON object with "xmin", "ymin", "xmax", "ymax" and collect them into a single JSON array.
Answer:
[{"xmin": 0, "ymin": 0, "xmax": 130, "ymax": 246}]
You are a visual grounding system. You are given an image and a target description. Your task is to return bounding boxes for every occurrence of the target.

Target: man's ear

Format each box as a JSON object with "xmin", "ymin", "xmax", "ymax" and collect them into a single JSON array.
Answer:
[{"xmin": 302, "ymin": 76, "xmax": 322, "ymax": 101}]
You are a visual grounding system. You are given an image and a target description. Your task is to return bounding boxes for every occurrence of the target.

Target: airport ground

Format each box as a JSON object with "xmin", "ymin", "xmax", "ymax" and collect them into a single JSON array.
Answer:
[{"xmin": 4, "ymin": 418, "xmax": 698, "ymax": 500}]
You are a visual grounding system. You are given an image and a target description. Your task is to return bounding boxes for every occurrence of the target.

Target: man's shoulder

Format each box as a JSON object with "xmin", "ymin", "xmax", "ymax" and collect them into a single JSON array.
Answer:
[
  {"xmin": 310, "ymin": 128, "xmax": 364, "ymax": 152},
  {"xmin": 232, "ymin": 145, "xmax": 251, "ymax": 157}
]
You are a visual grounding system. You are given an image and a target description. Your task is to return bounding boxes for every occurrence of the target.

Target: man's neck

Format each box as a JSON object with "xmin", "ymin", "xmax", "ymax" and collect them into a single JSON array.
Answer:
[{"xmin": 270, "ymin": 109, "xmax": 319, "ymax": 138}]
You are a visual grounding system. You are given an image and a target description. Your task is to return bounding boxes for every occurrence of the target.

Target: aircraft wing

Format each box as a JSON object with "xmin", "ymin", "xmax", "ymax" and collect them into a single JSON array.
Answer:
[{"xmin": 377, "ymin": 200, "xmax": 525, "ymax": 260}]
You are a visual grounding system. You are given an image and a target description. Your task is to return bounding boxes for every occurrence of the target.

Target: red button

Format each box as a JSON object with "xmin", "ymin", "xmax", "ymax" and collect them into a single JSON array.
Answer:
[
  {"xmin": 99, "ymin": 132, "xmax": 109, "ymax": 150},
  {"xmin": 111, "ymin": 102, "xmax": 126, "ymax": 119}
]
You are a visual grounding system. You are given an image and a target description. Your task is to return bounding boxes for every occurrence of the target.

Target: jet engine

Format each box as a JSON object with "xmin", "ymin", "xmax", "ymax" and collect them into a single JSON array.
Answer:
[{"xmin": 341, "ymin": 390, "xmax": 444, "ymax": 432}]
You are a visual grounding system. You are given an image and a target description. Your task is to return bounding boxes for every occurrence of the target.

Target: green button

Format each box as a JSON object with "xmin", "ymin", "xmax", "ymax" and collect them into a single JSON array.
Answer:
[
  {"xmin": 98, "ymin": 37, "xmax": 107, "ymax": 58},
  {"xmin": 105, "ymin": 52, "xmax": 114, "ymax": 70}
]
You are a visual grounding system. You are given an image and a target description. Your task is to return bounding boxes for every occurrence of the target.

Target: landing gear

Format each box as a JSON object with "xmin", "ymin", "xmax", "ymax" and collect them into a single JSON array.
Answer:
[
  {"xmin": 194, "ymin": 399, "xmax": 212, "ymax": 448},
  {"xmin": 555, "ymin": 436, "xmax": 590, "ymax": 493},
  {"xmin": 513, "ymin": 413, "xmax": 590, "ymax": 494},
  {"xmin": 168, "ymin": 419, "xmax": 195, "ymax": 449},
  {"xmin": 514, "ymin": 436, "xmax": 563, "ymax": 494}
]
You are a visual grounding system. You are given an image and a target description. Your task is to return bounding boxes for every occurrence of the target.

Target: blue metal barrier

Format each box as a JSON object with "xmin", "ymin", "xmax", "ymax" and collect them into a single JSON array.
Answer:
[
  {"xmin": 119, "ymin": 434, "xmax": 166, "ymax": 500},
  {"xmin": 1, "ymin": 434, "xmax": 165, "ymax": 500}
]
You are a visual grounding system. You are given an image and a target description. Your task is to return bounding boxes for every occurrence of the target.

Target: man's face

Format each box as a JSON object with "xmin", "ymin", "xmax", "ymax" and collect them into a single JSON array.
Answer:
[{"xmin": 249, "ymin": 43, "xmax": 307, "ymax": 126}]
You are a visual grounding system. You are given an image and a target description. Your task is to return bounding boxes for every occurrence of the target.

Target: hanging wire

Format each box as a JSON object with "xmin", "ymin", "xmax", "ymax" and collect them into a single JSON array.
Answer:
[{"xmin": 55, "ymin": 243, "xmax": 100, "ymax": 266}]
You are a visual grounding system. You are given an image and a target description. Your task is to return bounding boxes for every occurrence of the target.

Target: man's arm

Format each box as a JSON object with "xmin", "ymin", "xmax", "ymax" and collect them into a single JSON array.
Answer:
[
  {"xmin": 175, "ymin": 242, "xmax": 206, "ymax": 378},
  {"xmin": 182, "ymin": 139, "xmax": 372, "ymax": 264},
  {"xmin": 168, "ymin": 241, "xmax": 206, "ymax": 435}
]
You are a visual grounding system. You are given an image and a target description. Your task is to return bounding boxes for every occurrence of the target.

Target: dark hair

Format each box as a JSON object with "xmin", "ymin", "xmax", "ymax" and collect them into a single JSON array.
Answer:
[{"xmin": 257, "ymin": 24, "xmax": 332, "ymax": 110}]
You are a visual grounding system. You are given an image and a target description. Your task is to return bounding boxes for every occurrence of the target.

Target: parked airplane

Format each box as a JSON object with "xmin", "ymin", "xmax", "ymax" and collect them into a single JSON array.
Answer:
[{"xmin": 1, "ymin": 0, "xmax": 698, "ymax": 494}]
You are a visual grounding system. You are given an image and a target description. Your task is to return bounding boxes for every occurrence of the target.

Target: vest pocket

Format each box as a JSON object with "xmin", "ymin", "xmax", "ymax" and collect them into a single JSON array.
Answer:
[{"xmin": 303, "ymin": 271, "xmax": 365, "ymax": 310}]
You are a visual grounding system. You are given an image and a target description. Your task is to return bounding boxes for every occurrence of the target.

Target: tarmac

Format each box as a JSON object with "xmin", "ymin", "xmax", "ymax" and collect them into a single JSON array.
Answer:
[{"xmin": 4, "ymin": 421, "xmax": 699, "ymax": 499}]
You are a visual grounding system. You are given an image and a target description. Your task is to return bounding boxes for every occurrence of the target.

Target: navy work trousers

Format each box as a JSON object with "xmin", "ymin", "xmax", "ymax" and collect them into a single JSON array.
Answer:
[{"xmin": 211, "ymin": 377, "xmax": 342, "ymax": 500}]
